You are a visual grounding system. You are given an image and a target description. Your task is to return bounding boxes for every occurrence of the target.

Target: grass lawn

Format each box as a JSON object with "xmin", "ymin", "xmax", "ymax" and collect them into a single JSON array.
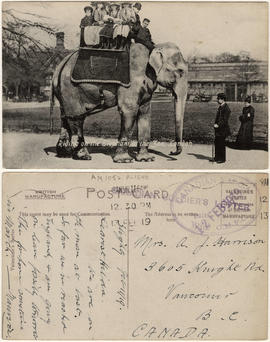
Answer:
[{"xmin": 3, "ymin": 100, "xmax": 268, "ymax": 145}]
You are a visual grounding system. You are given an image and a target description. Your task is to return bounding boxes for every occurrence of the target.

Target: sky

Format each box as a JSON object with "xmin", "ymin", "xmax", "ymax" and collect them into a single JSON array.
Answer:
[{"xmin": 3, "ymin": 1, "xmax": 269, "ymax": 60}]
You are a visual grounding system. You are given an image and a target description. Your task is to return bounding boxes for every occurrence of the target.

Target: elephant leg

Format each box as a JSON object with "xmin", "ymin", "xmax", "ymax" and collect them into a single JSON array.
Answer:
[
  {"xmin": 56, "ymin": 117, "xmax": 73, "ymax": 158},
  {"xmin": 113, "ymin": 108, "xmax": 137, "ymax": 163},
  {"xmin": 69, "ymin": 117, "xmax": 92, "ymax": 160},
  {"xmin": 136, "ymin": 102, "xmax": 155, "ymax": 162}
]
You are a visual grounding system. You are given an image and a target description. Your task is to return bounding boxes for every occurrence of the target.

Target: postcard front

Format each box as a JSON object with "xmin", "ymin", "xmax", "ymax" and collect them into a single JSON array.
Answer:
[
  {"xmin": 2, "ymin": 1, "xmax": 268, "ymax": 169},
  {"xmin": 2, "ymin": 172, "xmax": 268, "ymax": 340}
]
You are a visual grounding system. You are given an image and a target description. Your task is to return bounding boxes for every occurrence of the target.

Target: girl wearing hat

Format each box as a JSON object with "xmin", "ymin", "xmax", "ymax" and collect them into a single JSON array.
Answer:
[
  {"xmin": 82, "ymin": 2, "xmax": 106, "ymax": 46},
  {"xmin": 113, "ymin": 2, "xmax": 136, "ymax": 49},
  {"xmin": 130, "ymin": 2, "xmax": 142, "ymax": 39},
  {"xmin": 93, "ymin": 2, "xmax": 106, "ymax": 25},
  {"xmin": 99, "ymin": 3, "xmax": 120, "ymax": 48},
  {"xmin": 236, "ymin": 96, "xmax": 255, "ymax": 149},
  {"xmin": 80, "ymin": 6, "xmax": 94, "ymax": 47}
]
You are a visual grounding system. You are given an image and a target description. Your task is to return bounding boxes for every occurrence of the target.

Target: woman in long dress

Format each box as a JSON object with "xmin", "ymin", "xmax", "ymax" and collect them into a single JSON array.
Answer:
[{"xmin": 236, "ymin": 96, "xmax": 255, "ymax": 149}]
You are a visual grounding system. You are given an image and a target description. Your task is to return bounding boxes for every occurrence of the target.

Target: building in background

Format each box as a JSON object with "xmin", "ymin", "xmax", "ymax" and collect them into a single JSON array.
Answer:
[
  {"xmin": 187, "ymin": 61, "xmax": 268, "ymax": 102},
  {"xmin": 39, "ymin": 32, "xmax": 71, "ymax": 99}
]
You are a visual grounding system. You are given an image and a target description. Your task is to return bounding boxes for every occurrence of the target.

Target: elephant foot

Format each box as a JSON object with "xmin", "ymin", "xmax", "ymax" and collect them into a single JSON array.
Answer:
[
  {"xmin": 56, "ymin": 139, "xmax": 73, "ymax": 158},
  {"xmin": 136, "ymin": 150, "xmax": 155, "ymax": 162},
  {"xmin": 73, "ymin": 147, "xmax": 92, "ymax": 160},
  {"xmin": 113, "ymin": 152, "xmax": 134, "ymax": 163},
  {"xmin": 170, "ymin": 144, "xmax": 183, "ymax": 156},
  {"xmin": 113, "ymin": 143, "xmax": 133, "ymax": 163}
]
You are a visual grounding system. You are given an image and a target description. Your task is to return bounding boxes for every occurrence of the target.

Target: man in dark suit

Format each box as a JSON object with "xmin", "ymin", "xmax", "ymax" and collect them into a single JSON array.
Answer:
[
  {"xmin": 134, "ymin": 18, "xmax": 155, "ymax": 52},
  {"xmin": 213, "ymin": 93, "xmax": 231, "ymax": 163}
]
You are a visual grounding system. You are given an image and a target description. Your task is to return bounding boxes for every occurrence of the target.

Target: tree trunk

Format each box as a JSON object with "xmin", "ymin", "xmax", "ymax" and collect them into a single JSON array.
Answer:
[
  {"xmin": 27, "ymin": 83, "xmax": 31, "ymax": 97},
  {"xmin": 15, "ymin": 83, "xmax": 19, "ymax": 100}
]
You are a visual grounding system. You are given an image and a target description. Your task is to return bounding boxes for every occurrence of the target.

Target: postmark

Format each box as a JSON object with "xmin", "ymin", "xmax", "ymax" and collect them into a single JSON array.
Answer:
[{"xmin": 170, "ymin": 174, "xmax": 261, "ymax": 236}]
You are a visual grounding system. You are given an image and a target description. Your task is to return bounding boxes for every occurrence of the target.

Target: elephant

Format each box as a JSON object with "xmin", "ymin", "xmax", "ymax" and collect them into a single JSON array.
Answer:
[{"xmin": 50, "ymin": 42, "xmax": 188, "ymax": 162}]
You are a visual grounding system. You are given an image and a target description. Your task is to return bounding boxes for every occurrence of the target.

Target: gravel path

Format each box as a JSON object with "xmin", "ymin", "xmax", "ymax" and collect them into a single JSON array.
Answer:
[{"xmin": 3, "ymin": 132, "xmax": 268, "ymax": 169}]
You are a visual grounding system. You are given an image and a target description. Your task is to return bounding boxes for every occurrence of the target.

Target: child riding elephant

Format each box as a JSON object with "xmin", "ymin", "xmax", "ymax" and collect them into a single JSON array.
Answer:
[
  {"xmin": 99, "ymin": 3, "xmax": 120, "ymax": 48},
  {"xmin": 80, "ymin": 6, "xmax": 94, "ymax": 47},
  {"xmin": 113, "ymin": 2, "xmax": 136, "ymax": 49},
  {"xmin": 84, "ymin": 2, "xmax": 106, "ymax": 46}
]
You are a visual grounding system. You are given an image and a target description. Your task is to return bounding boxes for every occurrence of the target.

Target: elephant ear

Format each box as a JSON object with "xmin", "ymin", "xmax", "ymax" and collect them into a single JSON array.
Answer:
[{"xmin": 149, "ymin": 48, "xmax": 164, "ymax": 76}]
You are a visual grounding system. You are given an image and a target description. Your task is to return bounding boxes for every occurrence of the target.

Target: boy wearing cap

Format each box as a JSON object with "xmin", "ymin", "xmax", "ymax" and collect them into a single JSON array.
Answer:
[
  {"xmin": 80, "ymin": 6, "xmax": 94, "ymax": 47},
  {"xmin": 213, "ymin": 93, "xmax": 231, "ymax": 163}
]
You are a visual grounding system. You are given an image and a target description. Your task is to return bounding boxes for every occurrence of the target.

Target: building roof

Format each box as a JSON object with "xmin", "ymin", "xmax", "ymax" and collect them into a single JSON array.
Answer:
[{"xmin": 188, "ymin": 61, "xmax": 268, "ymax": 83}]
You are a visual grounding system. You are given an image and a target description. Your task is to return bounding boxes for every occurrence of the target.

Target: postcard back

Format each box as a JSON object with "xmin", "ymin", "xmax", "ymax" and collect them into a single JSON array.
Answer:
[{"xmin": 2, "ymin": 173, "xmax": 268, "ymax": 340}]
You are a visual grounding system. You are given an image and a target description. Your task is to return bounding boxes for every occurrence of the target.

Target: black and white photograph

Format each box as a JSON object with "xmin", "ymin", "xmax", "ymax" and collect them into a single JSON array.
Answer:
[{"xmin": 2, "ymin": 1, "xmax": 268, "ymax": 168}]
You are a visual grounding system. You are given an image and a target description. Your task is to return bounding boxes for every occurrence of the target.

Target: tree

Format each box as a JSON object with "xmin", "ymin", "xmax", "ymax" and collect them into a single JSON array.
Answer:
[
  {"xmin": 215, "ymin": 52, "xmax": 240, "ymax": 63},
  {"xmin": 2, "ymin": 8, "xmax": 57, "ymax": 97},
  {"xmin": 236, "ymin": 55, "xmax": 260, "ymax": 89},
  {"xmin": 187, "ymin": 53, "xmax": 214, "ymax": 64}
]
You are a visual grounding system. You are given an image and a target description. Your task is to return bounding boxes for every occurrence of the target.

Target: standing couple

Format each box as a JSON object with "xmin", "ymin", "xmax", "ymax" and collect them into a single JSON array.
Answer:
[{"xmin": 212, "ymin": 93, "xmax": 254, "ymax": 164}]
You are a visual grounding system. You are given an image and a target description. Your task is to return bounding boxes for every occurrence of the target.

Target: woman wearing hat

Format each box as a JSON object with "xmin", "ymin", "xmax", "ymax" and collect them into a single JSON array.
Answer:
[{"xmin": 236, "ymin": 96, "xmax": 255, "ymax": 149}]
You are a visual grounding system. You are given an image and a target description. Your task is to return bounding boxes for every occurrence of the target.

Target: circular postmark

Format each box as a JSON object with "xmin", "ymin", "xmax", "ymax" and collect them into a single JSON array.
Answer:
[{"xmin": 170, "ymin": 174, "xmax": 261, "ymax": 236}]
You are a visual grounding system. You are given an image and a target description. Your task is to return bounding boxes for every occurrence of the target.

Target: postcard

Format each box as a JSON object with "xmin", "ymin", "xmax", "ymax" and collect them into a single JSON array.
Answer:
[
  {"xmin": 2, "ymin": 1, "xmax": 268, "ymax": 169},
  {"xmin": 2, "ymin": 172, "xmax": 268, "ymax": 339}
]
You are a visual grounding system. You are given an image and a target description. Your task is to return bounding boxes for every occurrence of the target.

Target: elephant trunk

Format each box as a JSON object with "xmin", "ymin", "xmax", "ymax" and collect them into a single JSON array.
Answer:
[{"xmin": 170, "ymin": 80, "xmax": 187, "ymax": 155}]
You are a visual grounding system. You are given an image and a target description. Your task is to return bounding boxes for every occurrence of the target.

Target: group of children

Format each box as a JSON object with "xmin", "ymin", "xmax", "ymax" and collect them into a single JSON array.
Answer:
[{"xmin": 80, "ymin": 1, "xmax": 154, "ymax": 51}]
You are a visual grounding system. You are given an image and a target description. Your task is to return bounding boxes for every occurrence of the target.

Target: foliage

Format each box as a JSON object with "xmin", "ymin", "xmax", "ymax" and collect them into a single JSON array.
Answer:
[
  {"xmin": 188, "ymin": 51, "xmax": 257, "ymax": 65},
  {"xmin": 215, "ymin": 52, "xmax": 241, "ymax": 63},
  {"xmin": 235, "ymin": 56, "xmax": 260, "ymax": 82},
  {"xmin": 2, "ymin": 8, "xmax": 57, "ymax": 84}
]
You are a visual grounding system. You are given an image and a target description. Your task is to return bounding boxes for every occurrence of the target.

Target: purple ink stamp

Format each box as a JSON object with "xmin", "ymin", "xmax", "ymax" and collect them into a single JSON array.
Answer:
[{"xmin": 170, "ymin": 174, "xmax": 261, "ymax": 236}]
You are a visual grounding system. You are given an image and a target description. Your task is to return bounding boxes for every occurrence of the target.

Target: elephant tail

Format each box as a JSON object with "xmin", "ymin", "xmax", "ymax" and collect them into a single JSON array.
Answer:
[{"xmin": 49, "ymin": 82, "xmax": 55, "ymax": 135}]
